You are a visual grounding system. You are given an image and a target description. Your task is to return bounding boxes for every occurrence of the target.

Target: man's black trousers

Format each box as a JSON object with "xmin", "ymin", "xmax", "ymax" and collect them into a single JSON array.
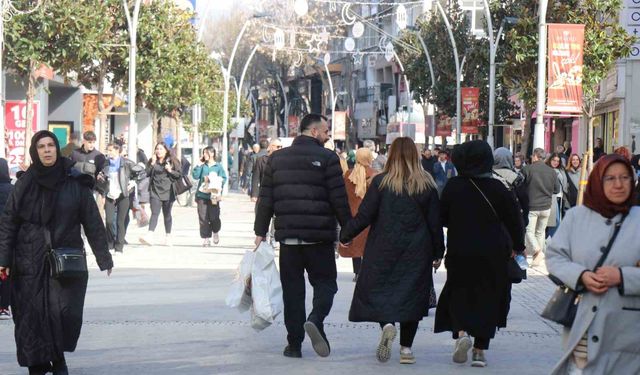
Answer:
[
  {"xmin": 279, "ymin": 242, "xmax": 338, "ymax": 348},
  {"xmin": 105, "ymin": 195, "xmax": 130, "ymax": 252}
]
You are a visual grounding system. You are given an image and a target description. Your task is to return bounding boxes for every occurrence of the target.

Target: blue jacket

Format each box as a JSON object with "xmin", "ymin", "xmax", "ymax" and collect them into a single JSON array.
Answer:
[
  {"xmin": 192, "ymin": 162, "xmax": 227, "ymax": 200},
  {"xmin": 432, "ymin": 160, "xmax": 457, "ymax": 193}
]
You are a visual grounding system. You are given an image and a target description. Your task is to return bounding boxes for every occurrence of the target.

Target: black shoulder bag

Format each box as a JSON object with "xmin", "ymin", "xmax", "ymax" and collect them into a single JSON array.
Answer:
[
  {"xmin": 469, "ymin": 178, "xmax": 527, "ymax": 284},
  {"xmin": 541, "ymin": 213, "xmax": 627, "ymax": 327},
  {"xmin": 45, "ymin": 192, "xmax": 88, "ymax": 279}
]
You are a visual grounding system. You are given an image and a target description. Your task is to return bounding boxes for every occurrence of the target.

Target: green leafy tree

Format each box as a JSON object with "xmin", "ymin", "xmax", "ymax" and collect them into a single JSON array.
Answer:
[{"xmin": 4, "ymin": 0, "xmax": 110, "ymax": 160}]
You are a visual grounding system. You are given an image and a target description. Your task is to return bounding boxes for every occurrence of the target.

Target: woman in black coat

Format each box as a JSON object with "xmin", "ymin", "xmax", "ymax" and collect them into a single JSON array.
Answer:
[
  {"xmin": 0, "ymin": 131, "xmax": 113, "ymax": 375},
  {"xmin": 434, "ymin": 140, "xmax": 525, "ymax": 368},
  {"xmin": 340, "ymin": 137, "xmax": 445, "ymax": 365},
  {"xmin": 0, "ymin": 158, "xmax": 13, "ymax": 319},
  {"xmin": 139, "ymin": 142, "xmax": 181, "ymax": 246}
]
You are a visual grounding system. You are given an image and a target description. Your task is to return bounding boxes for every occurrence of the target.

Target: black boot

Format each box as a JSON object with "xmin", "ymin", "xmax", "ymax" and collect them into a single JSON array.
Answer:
[
  {"xmin": 52, "ymin": 360, "xmax": 68, "ymax": 375},
  {"xmin": 28, "ymin": 363, "xmax": 51, "ymax": 375},
  {"xmin": 283, "ymin": 345, "xmax": 302, "ymax": 358}
]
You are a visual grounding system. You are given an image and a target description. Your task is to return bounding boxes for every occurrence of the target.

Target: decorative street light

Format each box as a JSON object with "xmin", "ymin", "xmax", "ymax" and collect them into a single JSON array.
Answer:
[
  {"xmin": 123, "ymin": 0, "xmax": 143, "ymax": 161},
  {"xmin": 534, "ymin": 0, "xmax": 549, "ymax": 151}
]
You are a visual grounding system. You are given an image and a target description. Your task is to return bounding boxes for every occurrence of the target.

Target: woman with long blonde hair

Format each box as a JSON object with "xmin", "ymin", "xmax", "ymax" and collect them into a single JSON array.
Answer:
[
  {"xmin": 340, "ymin": 137, "xmax": 444, "ymax": 365},
  {"xmin": 338, "ymin": 148, "xmax": 377, "ymax": 281}
]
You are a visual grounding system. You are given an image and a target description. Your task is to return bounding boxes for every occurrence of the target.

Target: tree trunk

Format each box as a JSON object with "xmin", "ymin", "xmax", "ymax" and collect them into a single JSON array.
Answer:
[
  {"xmin": 24, "ymin": 61, "xmax": 37, "ymax": 165},
  {"xmin": 152, "ymin": 112, "xmax": 159, "ymax": 146},
  {"xmin": 586, "ymin": 100, "xmax": 595, "ymax": 174},
  {"xmin": 96, "ymin": 69, "xmax": 117, "ymax": 152},
  {"xmin": 521, "ymin": 110, "xmax": 533, "ymax": 158}
]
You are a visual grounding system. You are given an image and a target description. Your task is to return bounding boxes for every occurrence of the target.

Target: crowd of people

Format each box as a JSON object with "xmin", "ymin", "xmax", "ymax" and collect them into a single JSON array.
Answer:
[{"xmin": 0, "ymin": 115, "xmax": 638, "ymax": 374}]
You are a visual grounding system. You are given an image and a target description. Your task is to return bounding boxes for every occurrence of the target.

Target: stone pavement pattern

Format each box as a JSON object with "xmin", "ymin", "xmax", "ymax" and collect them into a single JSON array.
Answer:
[{"xmin": 0, "ymin": 193, "xmax": 562, "ymax": 374}]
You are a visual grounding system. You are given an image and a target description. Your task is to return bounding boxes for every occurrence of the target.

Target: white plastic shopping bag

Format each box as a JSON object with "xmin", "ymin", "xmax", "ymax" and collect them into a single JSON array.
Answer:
[
  {"xmin": 250, "ymin": 242, "xmax": 283, "ymax": 331},
  {"xmin": 225, "ymin": 250, "xmax": 255, "ymax": 312}
]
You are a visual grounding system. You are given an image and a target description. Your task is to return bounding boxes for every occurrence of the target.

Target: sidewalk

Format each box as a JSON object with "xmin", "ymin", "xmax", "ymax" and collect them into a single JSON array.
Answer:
[{"xmin": 0, "ymin": 193, "xmax": 562, "ymax": 374}]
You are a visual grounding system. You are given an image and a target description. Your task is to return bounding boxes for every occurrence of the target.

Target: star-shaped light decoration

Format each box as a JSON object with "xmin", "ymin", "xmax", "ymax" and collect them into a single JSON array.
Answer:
[
  {"xmin": 305, "ymin": 33, "xmax": 328, "ymax": 53},
  {"xmin": 352, "ymin": 50, "xmax": 363, "ymax": 65}
]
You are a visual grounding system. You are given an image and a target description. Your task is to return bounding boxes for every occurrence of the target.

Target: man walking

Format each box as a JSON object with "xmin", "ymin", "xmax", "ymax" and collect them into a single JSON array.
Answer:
[
  {"xmin": 432, "ymin": 149, "xmax": 456, "ymax": 196},
  {"xmin": 254, "ymin": 114, "xmax": 351, "ymax": 359},
  {"xmin": 421, "ymin": 148, "xmax": 436, "ymax": 175},
  {"xmin": 71, "ymin": 130, "xmax": 108, "ymax": 219},
  {"xmin": 250, "ymin": 141, "xmax": 269, "ymax": 202},
  {"xmin": 522, "ymin": 148, "xmax": 560, "ymax": 266}
]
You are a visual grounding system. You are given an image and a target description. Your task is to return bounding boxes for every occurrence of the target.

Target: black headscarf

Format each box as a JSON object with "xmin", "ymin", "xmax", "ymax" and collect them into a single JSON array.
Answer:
[
  {"xmin": 0, "ymin": 158, "xmax": 10, "ymax": 183},
  {"xmin": 28, "ymin": 130, "xmax": 66, "ymax": 190},
  {"xmin": 451, "ymin": 140, "xmax": 494, "ymax": 178}
]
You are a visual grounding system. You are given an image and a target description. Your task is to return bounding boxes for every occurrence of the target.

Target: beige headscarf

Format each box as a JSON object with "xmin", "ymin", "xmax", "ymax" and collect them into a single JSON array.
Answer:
[{"xmin": 349, "ymin": 148, "xmax": 374, "ymax": 198}]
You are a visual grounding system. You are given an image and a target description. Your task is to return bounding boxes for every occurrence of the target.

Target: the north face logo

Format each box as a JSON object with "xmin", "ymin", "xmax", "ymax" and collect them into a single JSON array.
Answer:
[{"xmin": 312, "ymin": 161, "xmax": 321, "ymax": 167}]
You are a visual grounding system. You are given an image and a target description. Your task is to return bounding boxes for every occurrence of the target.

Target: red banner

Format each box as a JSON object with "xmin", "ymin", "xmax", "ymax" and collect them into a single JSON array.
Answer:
[
  {"xmin": 288, "ymin": 115, "xmax": 299, "ymax": 137},
  {"xmin": 436, "ymin": 115, "xmax": 452, "ymax": 137},
  {"xmin": 461, "ymin": 87, "xmax": 480, "ymax": 134},
  {"xmin": 6, "ymin": 101, "xmax": 39, "ymax": 170},
  {"xmin": 333, "ymin": 111, "xmax": 346, "ymax": 140},
  {"xmin": 547, "ymin": 24, "xmax": 585, "ymax": 113}
]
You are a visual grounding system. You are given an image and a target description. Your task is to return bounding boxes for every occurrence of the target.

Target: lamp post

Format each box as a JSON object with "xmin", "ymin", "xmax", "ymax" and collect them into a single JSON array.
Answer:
[
  {"xmin": 123, "ymin": 0, "xmax": 143, "ymax": 160},
  {"xmin": 434, "ymin": 1, "xmax": 462, "ymax": 144},
  {"xmin": 533, "ymin": 0, "xmax": 548, "ymax": 151}
]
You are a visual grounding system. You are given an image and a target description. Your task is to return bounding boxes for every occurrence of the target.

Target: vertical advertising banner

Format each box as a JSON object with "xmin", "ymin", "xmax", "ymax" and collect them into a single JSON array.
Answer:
[
  {"xmin": 461, "ymin": 87, "xmax": 480, "ymax": 134},
  {"xmin": 547, "ymin": 24, "xmax": 585, "ymax": 113},
  {"xmin": 257, "ymin": 119, "xmax": 269, "ymax": 141},
  {"xmin": 436, "ymin": 115, "xmax": 452, "ymax": 137},
  {"xmin": 333, "ymin": 111, "xmax": 347, "ymax": 140},
  {"xmin": 6, "ymin": 101, "xmax": 39, "ymax": 170},
  {"xmin": 288, "ymin": 115, "xmax": 299, "ymax": 137}
]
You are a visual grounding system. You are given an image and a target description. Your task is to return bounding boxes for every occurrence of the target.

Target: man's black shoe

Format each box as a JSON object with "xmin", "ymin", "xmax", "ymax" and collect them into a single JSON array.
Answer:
[
  {"xmin": 283, "ymin": 345, "xmax": 302, "ymax": 358},
  {"xmin": 304, "ymin": 321, "xmax": 330, "ymax": 357}
]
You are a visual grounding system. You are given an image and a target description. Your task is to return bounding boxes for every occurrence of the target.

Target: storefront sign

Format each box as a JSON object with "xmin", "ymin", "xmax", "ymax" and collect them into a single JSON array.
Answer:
[
  {"xmin": 547, "ymin": 24, "xmax": 585, "ymax": 113},
  {"xmin": 333, "ymin": 111, "xmax": 346, "ymax": 140},
  {"xmin": 461, "ymin": 87, "xmax": 480, "ymax": 134},
  {"xmin": 6, "ymin": 101, "xmax": 39, "ymax": 169},
  {"xmin": 355, "ymin": 102, "xmax": 376, "ymax": 139},
  {"xmin": 436, "ymin": 115, "xmax": 452, "ymax": 137}
]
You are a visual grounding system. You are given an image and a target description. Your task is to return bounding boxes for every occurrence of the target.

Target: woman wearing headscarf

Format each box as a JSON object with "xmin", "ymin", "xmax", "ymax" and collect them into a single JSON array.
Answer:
[
  {"xmin": 493, "ymin": 147, "xmax": 529, "ymax": 226},
  {"xmin": 338, "ymin": 148, "xmax": 378, "ymax": 281},
  {"xmin": 0, "ymin": 131, "xmax": 113, "ymax": 375},
  {"xmin": 0, "ymin": 158, "xmax": 13, "ymax": 320},
  {"xmin": 546, "ymin": 154, "xmax": 640, "ymax": 375},
  {"xmin": 340, "ymin": 137, "xmax": 444, "ymax": 365},
  {"xmin": 435, "ymin": 141, "xmax": 525, "ymax": 368}
]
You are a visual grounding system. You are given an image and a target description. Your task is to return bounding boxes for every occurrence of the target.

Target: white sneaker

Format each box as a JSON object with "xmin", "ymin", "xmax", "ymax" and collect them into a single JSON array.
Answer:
[
  {"xmin": 203, "ymin": 238, "xmax": 210, "ymax": 247},
  {"xmin": 453, "ymin": 335, "xmax": 472, "ymax": 363},
  {"xmin": 213, "ymin": 233, "xmax": 220, "ymax": 244},
  {"xmin": 400, "ymin": 347, "xmax": 416, "ymax": 364},
  {"xmin": 164, "ymin": 235, "xmax": 172, "ymax": 247},
  {"xmin": 376, "ymin": 324, "xmax": 397, "ymax": 363},
  {"xmin": 139, "ymin": 233, "xmax": 154, "ymax": 246}
]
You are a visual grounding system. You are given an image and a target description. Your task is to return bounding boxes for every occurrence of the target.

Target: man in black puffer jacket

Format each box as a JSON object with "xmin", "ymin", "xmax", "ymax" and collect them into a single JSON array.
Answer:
[{"xmin": 254, "ymin": 114, "xmax": 351, "ymax": 360}]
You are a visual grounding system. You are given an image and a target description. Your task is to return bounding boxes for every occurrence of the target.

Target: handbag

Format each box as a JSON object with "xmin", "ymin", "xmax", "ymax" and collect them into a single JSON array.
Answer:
[
  {"xmin": 469, "ymin": 178, "xmax": 526, "ymax": 283},
  {"xmin": 173, "ymin": 175, "xmax": 193, "ymax": 196},
  {"xmin": 541, "ymin": 213, "xmax": 627, "ymax": 327},
  {"xmin": 45, "ymin": 227, "xmax": 88, "ymax": 279}
]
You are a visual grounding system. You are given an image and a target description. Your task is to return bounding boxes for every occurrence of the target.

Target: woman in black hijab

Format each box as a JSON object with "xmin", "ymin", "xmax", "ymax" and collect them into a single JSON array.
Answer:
[
  {"xmin": 0, "ymin": 131, "xmax": 113, "ymax": 375},
  {"xmin": 434, "ymin": 141, "xmax": 525, "ymax": 368}
]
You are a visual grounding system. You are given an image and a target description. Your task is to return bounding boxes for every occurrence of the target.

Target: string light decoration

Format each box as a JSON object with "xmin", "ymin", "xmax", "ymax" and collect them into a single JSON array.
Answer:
[
  {"xmin": 294, "ymin": 0, "xmax": 309, "ymax": 17},
  {"xmin": 352, "ymin": 49, "xmax": 364, "ymax": 65}
]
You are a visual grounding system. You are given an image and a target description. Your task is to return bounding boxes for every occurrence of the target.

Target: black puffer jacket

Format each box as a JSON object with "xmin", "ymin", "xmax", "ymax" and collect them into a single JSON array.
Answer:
[
  {"xmin": 254, "ymin": 135, "xmax": 351, "ymax": 243},
  {"xmin": 0, "ymin": 159, "xmax": 112, "ymax": 366}
]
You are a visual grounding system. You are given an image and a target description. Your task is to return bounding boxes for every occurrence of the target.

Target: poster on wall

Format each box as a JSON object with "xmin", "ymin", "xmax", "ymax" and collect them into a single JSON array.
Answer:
[
  {"xmin": 547, "ymin": 24, "xmax": 585, "ymax": 113},
  {"xmin": 288, "ymin": 115, "xmax": 299, "ymax": 137},
  {"xmin": 436, "ymin": 115, "xmax": 452, "ymax": 137},
  {"xmin": 461, "ymin": 87, "xmax": 480, "ymax": 134},
  {"xmin": 48, "ymin": 122, "xmax": 73, "ymax": 148},
  {"xmin": 333, "ymin": 111, "xmax": 346, "ymax": 140},
  {"xmin": 6, "ymin": 100, "xmax": 39, "ymax": 170}
]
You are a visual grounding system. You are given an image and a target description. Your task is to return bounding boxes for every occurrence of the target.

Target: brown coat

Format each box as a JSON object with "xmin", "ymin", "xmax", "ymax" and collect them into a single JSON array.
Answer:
[{"xmin": 339, "ymin": 166, "xmax": 377, "ymax": 257}]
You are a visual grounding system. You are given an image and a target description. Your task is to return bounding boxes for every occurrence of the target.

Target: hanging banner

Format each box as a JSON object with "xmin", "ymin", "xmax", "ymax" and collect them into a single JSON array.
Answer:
[
  {"xmin": 333, "ymin": 111, "xmax": 346, "ymax": 140},
  {"xmin": 547, "ymin": 24, "xmax": 585, "ymax": 113},
  {"xmin": 6, "ymin": 101, "xmax": 39, "ymax": 170},
  {"xmin": 436, "ymin": 115, "xmax": 452, "ymax": 137},
  {"xmin": 461, "ymin": 87, "xmax": 480, "ymax": 134},
  {"xmin": 288, "ymin": 115, "xmax": 299, "ymax": 137}
]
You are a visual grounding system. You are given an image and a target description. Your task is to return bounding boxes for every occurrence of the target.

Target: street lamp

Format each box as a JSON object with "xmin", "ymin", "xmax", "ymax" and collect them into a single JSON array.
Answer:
[
  {"xmin": 433, "ymin": 1, "xmax": 462, "ymax": 144},
  {"xmin": 123, "ymin": 0, "xmax": 143, "ymax": 160},
  {"xmin": 534, "ymin": 0, "xmax": 548, "ymax": 151}
]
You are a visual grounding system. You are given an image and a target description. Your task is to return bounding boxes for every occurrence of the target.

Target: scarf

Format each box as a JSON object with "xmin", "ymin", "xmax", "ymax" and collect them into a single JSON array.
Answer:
[
  {"xmin": 348, "ymin": 148, "xmax": 374, "ymax": 198},
  {"xmin": 28, "ymin": 130, "xmax": 66, "ymax": 191},
  {"xmin": 109, "ymin": 156, "xmax": 121, "ymax": 173},
  {"xmin": 584, "ymin": 154, "xmax": 635, "ymax": 219},
  {"xmin": 452, "ymin": 140, "xmax": 494, "ymax": 178},
  {"xmin": 493, "ymin": 147, "xmax": 514, "ymax": 170}
]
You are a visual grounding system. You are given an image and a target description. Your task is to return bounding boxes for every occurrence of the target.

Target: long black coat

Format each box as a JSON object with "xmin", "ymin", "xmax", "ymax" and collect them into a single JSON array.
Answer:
[
  {"xmin": 434, "ymin": 177, "xmax": 525, "ymax": 339},
  {"xmin": 340, "ymin": 174, "xmax": 445, "ymax": 323},
  {"xmin": 0, "ymin": 160, "xmax": 112, "ymax": 367}
]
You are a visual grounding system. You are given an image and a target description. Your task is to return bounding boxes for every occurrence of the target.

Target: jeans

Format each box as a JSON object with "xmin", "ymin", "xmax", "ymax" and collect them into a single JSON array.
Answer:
[
  {"xmin": 149, "ymin": 197, "xmax": 174, "ymax": 234},
  {"xmin": 379, "ymin": 321, "xmax": 419, "ymax": 347},
  {"xmin": 105, "ymin": 195, "xmax": 130, "ymax": 252},
  {"xmin": 279, "ymin": 242, "xmax": 338, "ymax": 348},
  {"xmin": 525, "ymin": 209, "xmax": 551, "ymax": 254},
  {"xmin": 196, "ymin": 198, "xmax": 221, "ymax": 238}
]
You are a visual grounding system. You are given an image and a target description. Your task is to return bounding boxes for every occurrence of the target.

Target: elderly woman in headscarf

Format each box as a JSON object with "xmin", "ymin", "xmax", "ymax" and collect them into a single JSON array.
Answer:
[
  {"xmin": 339, "ymin": 148, "xmax": 378, "ymax": 281},
  {"xmin": 546, "ymin": 154, "xmax": 640, "ymax": 375},
  {"xmin": 0, "ymin": 131, "xmax": 113, "ymax": 375},
  {"xmin": 493, "ymin": 147, "xmax": 529, "ymax": 226},
  {"xmin": 435, "ymin": 140, "xmax": 525, "ymax": 368}
]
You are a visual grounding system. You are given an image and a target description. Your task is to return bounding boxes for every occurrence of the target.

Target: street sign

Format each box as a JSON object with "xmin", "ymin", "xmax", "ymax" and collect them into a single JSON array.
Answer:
[{"xmin": 624, "ymin": 0, "xmax": 640, "ymax": 60}]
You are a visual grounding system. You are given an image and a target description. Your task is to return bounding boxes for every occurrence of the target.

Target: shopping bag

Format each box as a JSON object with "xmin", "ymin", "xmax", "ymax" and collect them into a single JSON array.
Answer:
[
  {"xmin": 250, "ymin": 242, "xmax": 283, "ymax": 331},
  {"xmin": 225, "ymin": 251, "xmax": 255, "ymax": 312}
]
